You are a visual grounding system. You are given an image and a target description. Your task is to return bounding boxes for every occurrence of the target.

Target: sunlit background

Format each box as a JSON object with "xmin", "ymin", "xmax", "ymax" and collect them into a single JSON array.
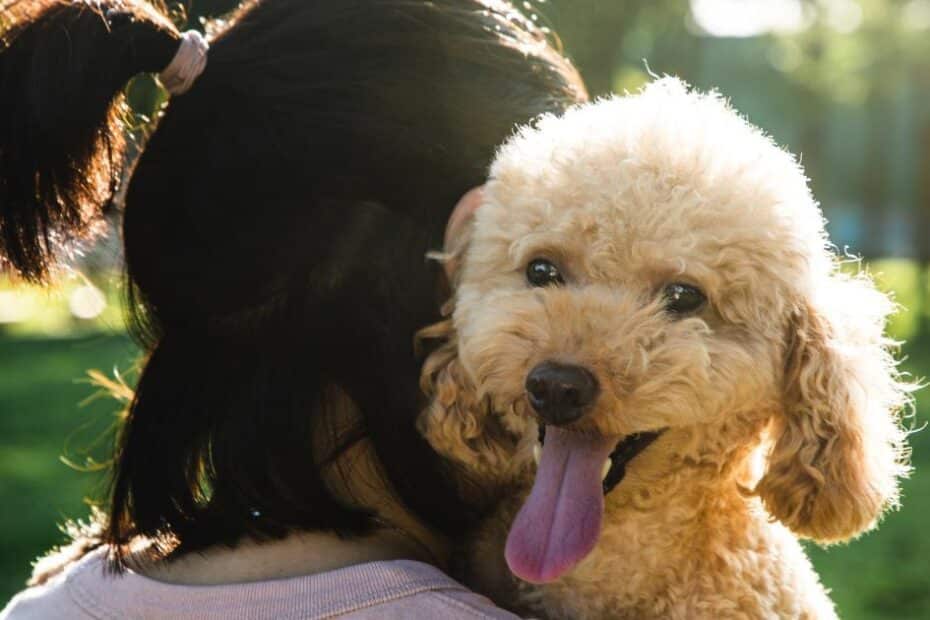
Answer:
[{"xmin": 1, "ymin": 1, "xmax": 928, "ymax": 617}]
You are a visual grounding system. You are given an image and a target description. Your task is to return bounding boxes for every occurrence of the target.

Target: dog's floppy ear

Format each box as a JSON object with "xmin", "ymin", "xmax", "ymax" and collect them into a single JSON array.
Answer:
[
  {"xmin": 757, "ymin": 274, "xmax": 911, "ymax": 543},
  {"xmin": 417, "ymin": 185, "xmax": 484, "ymax": 461},
  {"xmin": 417, "ymin": 185, "xmax": 524, "ymax": 493},
  {"xmin": 417, "ymin": 186, "xmax": 484, "ymax": 467}
]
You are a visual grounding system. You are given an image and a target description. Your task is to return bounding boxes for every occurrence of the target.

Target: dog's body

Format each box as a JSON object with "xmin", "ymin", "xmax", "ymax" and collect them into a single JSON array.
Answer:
[{"xmin": 419, "ymin": 79, "xmax": 910, "ymax": 618}]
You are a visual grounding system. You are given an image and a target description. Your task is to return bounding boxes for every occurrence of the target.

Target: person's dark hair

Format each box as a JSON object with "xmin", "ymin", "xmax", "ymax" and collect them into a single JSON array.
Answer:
[{"xmin": 0, "ymin": 0, "xmax": 586, "ymax": 563}]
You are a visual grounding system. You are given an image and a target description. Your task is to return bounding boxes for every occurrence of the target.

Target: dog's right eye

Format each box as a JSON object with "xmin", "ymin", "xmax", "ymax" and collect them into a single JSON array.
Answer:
[
  {"xmin": 526, "ymin": 259, "xmax": 564, "ymax": 287},
  {"xmin": 663, "ymin": 283, "xmax": 706, "ymax": 316}
]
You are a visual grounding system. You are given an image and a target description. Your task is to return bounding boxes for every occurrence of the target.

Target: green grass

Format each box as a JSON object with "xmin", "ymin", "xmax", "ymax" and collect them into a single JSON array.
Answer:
[
  {"xmin": 0, "ymin": 268, "xmax": 928, "ymax": 616},
  {"xmin": 0, "ymin": 333, "xmax": 139, "ymax": 602}
]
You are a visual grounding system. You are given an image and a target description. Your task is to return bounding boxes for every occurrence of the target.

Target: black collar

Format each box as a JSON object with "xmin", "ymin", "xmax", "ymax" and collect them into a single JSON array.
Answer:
[{"xmin": 602, "ymin": 431, "xmax": 663, "ymax": 495}]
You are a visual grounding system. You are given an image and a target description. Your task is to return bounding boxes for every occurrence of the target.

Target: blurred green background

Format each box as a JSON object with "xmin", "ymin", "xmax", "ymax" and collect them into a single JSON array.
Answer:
[{"xmin": 2, "ymin": 0, "xmax": 929, "ymax": 617}]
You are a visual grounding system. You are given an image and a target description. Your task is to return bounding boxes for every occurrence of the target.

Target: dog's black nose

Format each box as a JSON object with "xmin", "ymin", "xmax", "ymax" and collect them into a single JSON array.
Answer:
[{"xmin": 525, "ymin": 362, "xmax": 599, "ymax": 426}]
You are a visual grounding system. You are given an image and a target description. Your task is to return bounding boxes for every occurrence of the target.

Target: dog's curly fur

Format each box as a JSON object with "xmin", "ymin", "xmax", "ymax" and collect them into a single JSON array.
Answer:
[{"xmin": 418, "ymin": 78, "xmax": 913, "ymax": 619}]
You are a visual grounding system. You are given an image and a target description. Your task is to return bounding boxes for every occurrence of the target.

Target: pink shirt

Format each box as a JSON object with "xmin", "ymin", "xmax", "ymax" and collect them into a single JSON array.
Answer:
[{"xmin": 1, "ymin": 547, "xmax": 521, "ymax": 619}]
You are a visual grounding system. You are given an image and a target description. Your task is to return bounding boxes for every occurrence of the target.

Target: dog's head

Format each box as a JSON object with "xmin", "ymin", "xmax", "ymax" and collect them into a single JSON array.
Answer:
[{"xmin": 420, "ymin": 78, "xmax": 911, "ymax": 584}]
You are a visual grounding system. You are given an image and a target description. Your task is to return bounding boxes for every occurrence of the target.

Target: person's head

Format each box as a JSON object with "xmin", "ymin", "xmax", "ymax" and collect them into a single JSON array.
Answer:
[{"xmin": 0, "ymin": 0, "xmax": 586, "ymax": 561}]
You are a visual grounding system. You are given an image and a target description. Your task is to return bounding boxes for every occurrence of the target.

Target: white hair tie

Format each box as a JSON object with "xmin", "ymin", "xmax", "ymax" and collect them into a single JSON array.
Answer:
[{"xmin": 159, "ymin": 30, "xmax": 209, "ymax": 96}]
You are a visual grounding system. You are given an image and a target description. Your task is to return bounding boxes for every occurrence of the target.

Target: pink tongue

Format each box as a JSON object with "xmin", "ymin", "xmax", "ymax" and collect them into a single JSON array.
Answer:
[{"xmin": 505, "ymin": 428, "xmax": 616, "ymax": 583}]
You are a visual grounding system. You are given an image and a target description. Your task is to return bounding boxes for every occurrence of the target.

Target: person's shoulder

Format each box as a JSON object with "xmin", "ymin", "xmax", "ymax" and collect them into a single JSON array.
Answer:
[
  {"xmin": 344, "ymin": 586, "xmax": 523, "ymax": 619},
  {"xmin": 28, "ymin": 523, "xmax": 105, "ymax": 588},
  {"xmin": 1, "ymin": 578, "xmax": 89, "ymax": 620},
  {"xmin": 337, "ymin": 560, "xmax": 524, "ymax": 619},
  {"xmin": 423, "ymin": 588, "xmax": 525, "ymax": 619},
  {"xmin": 0, "ymin": 547, "xmax": 103, "ymax": 620}
]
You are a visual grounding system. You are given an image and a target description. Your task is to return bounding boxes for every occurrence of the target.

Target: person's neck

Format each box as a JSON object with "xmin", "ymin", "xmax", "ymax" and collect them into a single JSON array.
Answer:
[
  {"xmin": 137, "ymin": 385, "xmax": 450, "ymax": 586},
  {"xmin": 136, "ymin": 527, "xmax": 434, "ymax": 586}
]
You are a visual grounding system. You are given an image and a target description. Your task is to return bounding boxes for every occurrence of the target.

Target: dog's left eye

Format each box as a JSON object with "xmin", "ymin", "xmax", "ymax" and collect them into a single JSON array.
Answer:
[
  {"xmin": 663, "ymin": 283, "xmax": 706, "ymax": 316},
  {"xmin": 526, "ymin": 259, "xmax": 564, "ymax": 287}
]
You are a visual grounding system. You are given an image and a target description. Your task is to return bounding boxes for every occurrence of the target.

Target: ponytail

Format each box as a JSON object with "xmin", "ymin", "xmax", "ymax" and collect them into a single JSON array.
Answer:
[
  {"xmin": 0, "ymin": 0, "xmax": 588, "ymax": 565},
  {"xmin": 0, "ymin": 0, "xmax": 181, "ymax": 281}
]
